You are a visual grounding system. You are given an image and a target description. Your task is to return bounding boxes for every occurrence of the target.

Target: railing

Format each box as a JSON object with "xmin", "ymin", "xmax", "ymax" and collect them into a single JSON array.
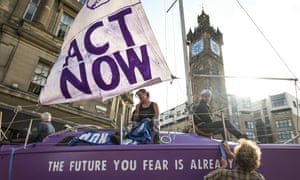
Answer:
[{"xmin": 49, "ymin": 124, "xmax": 103, "ymax": 137}]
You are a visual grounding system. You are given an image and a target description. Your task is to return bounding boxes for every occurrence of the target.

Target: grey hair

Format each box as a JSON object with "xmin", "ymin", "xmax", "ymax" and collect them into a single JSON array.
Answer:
[
  {"xmin": 40, "ymin": 112, "xmax": 52, "ymax": 122},
  {"xmin": 200, "ymin": 89, "xmax": 212, "ymax": 96}
]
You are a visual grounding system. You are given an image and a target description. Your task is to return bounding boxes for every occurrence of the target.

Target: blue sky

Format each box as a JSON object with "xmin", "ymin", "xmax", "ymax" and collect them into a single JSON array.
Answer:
[{"xmin": 139, "ymin": 0, "xmax": 300, "ymax": 112}]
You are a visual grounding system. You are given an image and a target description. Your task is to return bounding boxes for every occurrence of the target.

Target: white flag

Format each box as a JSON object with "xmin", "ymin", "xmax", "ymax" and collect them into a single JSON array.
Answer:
[{"xmin": 39, "ymin": 0, "xmax": 172, "ymax": 105}]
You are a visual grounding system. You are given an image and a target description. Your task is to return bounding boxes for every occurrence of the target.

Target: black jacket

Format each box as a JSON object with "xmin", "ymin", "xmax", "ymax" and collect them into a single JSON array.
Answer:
[{"xmin": 194, "ymin": 100, "xmax": 213, "ymax": 124}]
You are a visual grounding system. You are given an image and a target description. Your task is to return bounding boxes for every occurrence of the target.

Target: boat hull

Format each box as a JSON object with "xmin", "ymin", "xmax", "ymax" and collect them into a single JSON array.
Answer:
[{"xmin": 1, "ymin": 142, "xmax": 300, "ymax": 180}]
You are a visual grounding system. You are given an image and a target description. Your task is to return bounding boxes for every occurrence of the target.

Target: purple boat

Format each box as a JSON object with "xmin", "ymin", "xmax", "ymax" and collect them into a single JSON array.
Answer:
[{"xmin": 1, "ymin": 125, "xmax": 300, "ymax": 180}]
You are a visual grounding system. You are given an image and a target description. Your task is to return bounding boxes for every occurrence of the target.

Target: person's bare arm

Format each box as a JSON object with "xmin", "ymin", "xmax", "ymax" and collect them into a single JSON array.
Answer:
[
  {"xmin": 133, "ymin": 104, "xmax": 140, "ymax": 121},
  {"xmin": 222, "ymin": 143, "xmax": 235, "ymax": 158},
  {"xmin": 153, "ymin": 103, "xmax": 159, "ymax": 119}
]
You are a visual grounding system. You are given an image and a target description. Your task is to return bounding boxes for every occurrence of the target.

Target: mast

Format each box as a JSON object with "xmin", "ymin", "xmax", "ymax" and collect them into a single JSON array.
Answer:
[
  {"xmin": 178, "ymin": 0, "xmax": 195, "ymax": 132},
  {"xmin": 167, "ymin": 0, "xmax": 195, "ymax": 133}
]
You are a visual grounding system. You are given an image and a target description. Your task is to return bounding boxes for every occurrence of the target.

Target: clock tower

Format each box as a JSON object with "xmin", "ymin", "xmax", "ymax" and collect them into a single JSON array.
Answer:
[{"xmin": 187, "ymin": 9, "xmax": 228, "ymax": 116}]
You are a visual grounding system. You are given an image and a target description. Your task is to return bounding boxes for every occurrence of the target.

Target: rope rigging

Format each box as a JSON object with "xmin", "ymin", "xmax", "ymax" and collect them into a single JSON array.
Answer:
[
  {"xmin": 235, "ymin": 0, "xmax": 299, "ymax": 85},
  {"xmin": 234, "ymin": 0, "xmax": 300, "ymax": 141}
]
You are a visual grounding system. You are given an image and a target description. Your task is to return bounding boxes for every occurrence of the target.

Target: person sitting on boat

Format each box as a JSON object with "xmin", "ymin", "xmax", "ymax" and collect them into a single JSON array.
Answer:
[
  {"xmin": 132, "ymin": 89, "xmax": 160, "ymax": 144},
  {"xmin": 204, "ymin": 139, "xmax": 265, "ymax": 180},
  {"xmin": 193, "ymin": 89, "xmax": 247, "ymax": 139},
  {"xmin": 31, "ymin": 112, "xmax": 55, "ymax": 142}
]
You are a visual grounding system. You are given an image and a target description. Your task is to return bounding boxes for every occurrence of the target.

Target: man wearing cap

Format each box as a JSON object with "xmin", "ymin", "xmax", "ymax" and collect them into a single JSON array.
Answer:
[
  {"xmin": 193, "ymin": 89, "xmax": 246, "ymax": 139},
  {"xmin": 32, "ymin": 112, "xmax": 55, "ymax": 142}
]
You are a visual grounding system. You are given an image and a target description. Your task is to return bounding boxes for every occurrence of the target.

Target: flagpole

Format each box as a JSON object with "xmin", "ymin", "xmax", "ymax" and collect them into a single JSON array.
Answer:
[{"xmin": 178, "ymin": 0, "xmax": 195, "ymax": 133}]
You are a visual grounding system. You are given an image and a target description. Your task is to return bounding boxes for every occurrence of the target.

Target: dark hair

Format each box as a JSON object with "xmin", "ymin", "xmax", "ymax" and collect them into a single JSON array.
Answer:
[{"xmin": 135, "ymin": 89, "xmax": 149, "ymax": 98}]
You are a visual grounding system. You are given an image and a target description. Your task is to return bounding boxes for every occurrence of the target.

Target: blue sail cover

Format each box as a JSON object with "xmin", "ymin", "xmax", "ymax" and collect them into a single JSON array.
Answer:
[
  {"xmin": 68, "ymin": 120, "xmax": 152, "ymax": 145},
  {"xmin": 125, "ymin": 119, "xmax": 152, "ymax": 144},
  {"xmin": 68, "ymin": 131, "xmax": 115, "ymax": 145}
]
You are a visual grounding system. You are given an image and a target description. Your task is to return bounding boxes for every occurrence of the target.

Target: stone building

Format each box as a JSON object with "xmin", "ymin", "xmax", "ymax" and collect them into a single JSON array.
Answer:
[{"xmin": 0, "ymin": 0, "xmax": 133, "ymax": 135}]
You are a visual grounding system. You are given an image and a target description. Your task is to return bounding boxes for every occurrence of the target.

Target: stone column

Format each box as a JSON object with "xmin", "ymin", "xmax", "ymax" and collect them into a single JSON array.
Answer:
[
  {"xmin": 34, "ymin": 0, "xmax": 55, "ymax": 29},
  {"xmin": 9, "ymin": 0, "xmax": 30, "ymax": 24}
]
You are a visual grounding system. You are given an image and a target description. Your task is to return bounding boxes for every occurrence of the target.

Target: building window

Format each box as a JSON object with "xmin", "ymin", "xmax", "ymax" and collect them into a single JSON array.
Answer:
[
  {"xmin": 253, "ymin": 111, "xmax": 261, "ymax": 118},
  {"xmin": 164, "ymin": 115, "xmax": 169, "ymax": 120},
  {"xmin": 234, "ymin": 120, "xmax": 239, "ymax": 129},
  {"xmin": 241, "ymin": 99, "xmax": 251, "ymax": 109},
  {"xmin": 57, "ymin": 13, "xmax": 74, "ymax": 39},
  {"xmin": 272, "ymin": 98, "xmax": 287, "ymax": 108},
  {"xmin": 265, "ymin": 117, "xmax": 270, "ymax": 124},
  {"xmin": 245, "ymin": 121, "xmax": 254, "ymax": 129},
  {"xmin": 77, "ymin": 0, "xmax": 87, "ymax": 4},
  {"xmin": 278, "ymin": 131, "xmax": 295, "ymax": 142},
  {"xmin": 263, "ymin": 108, "xmax": 268, "ymax": 116},
  {"xmin": 246, "ymin": 131, "xmax": 255, "ymax": 140},
  {"xmin": 28, "ymin": 61, "xmax": 51, "ymax": 95},
  {"xmin": 275, "ymin": 119, "xmax": 292, "ymax": 129},
  {"xmin": 23, "ymin": 0, "xmax": 40, "ymax": 21}
]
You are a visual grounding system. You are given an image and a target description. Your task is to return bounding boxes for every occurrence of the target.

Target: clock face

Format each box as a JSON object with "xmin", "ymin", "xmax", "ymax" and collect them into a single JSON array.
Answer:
[
  {"xmin": 210, "ymin": 39, "xmax": 220, "ymax": 56},
  {"xmin": 191, "ymin": 39, "xmax": 204, "ymax": 57}
]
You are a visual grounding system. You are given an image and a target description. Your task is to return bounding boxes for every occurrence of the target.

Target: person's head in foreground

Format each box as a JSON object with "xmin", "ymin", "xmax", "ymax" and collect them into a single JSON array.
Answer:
[{"xmin": 234, "ymin": 138, "xmax": 262, "ymax": 172}]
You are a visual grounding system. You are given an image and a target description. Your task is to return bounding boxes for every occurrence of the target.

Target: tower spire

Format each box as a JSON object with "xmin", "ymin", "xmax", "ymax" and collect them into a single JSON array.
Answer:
[{"xmin": 197, "ymin": 4, "xmax": 210, "ymax": 27}]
